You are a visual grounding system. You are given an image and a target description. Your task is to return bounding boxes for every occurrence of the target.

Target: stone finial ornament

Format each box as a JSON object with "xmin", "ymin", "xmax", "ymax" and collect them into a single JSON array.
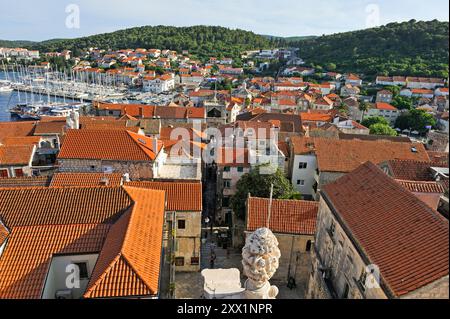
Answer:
[{"xmin": 241, "ymin": 228, "xmax": 281, "ymax": 299}]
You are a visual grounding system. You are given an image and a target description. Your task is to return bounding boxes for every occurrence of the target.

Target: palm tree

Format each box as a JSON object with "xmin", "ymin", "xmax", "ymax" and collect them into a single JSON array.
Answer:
[
  {"xmin": 337, "ymin": 102, "xmax": 348, "ymax": 115},
  {"xmin": 359, "ymin": 101, "xmax": 369, "ymax": 122}
]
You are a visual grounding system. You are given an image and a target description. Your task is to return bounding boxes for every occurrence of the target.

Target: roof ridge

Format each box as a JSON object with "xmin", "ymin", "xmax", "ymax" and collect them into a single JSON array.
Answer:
[{"xmin": 83, "ymin": 254, "xmax": 123, "ymax": 298}]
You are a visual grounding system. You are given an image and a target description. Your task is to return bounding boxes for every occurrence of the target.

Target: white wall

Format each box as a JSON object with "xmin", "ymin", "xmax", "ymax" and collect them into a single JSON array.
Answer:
[
  {"xmin": 42, "ymin": 254, "xmax": 98, "ymax": 299},
  {"xmin": 291, "ymin": 154, "xmax": 317, "ymax": 197}
]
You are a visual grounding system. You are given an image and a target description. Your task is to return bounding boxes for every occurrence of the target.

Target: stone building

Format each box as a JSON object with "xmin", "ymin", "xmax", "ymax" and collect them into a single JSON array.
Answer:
[
  {"xmin": 245, "ymin": 197, "xmax": 318, "ymax": 291},
  {"xmin": 57, "ymin": 129, "xmax": 165, "ymax": 180},
  {"xmin": 126, "ymin": 181, "xmax": 203, "ymax": 272},
  {"xmin": 289, "ymin": 136, "xmax": 431, "ymax": 199},
  {"xmin": 307, "ymin": 162, "xmax": 449, "ymax": 299}
]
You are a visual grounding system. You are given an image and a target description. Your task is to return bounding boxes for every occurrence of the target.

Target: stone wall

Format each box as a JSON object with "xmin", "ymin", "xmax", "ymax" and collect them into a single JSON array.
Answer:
[{"xmin": 58, "ymin": 159, "xmax": 154, "ymax": 180}]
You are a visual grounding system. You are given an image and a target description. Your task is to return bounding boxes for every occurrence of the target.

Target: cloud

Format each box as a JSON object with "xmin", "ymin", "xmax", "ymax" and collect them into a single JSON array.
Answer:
[{"xmin": 0, "ymin": 0, "xmax": 448, "ymax": 41}]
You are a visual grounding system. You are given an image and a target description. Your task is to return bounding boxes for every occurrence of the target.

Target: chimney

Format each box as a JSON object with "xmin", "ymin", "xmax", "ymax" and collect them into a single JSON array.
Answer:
[
  {"xmin": 99, "ymin": 177, "xmax": 109, "ymax": 186},
  {"xmin": 122, "ymin": 173, "xmax": 130, "ymax": 183}
]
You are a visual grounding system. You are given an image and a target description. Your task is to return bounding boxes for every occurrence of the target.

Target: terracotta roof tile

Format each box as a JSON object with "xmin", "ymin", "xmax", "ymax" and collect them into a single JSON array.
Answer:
[
  {"xmin": 50, "ymin": 173, "xmax": 123, "ymax": 187},
  {"xmin": 322, "ymin": 162, "xmax": 449, "ymax": 297},
  {"xmin": 34, "ymin": 121, "xmax": 66, "ymax": 135},
  {"xmin": 2, "ymin": 136, "xmax": 41, "ymax": 146},
  {"xmin": 396, "ymin": 179, "xmax": 445, "ymax": 193},
  {"xmin": 0, "ymin": 122, "xmax": 35, "ymax": 143},
  {"xmin": 126, "ymin": 181, "xmax": 202, "ymax": 211},
  {"xmin": 383, "ymin": 160, "xmax": 437, "ymax": 181},
  {"xmin": 58, "ymin": 130, "xmax": 162, "ymax": 162},
  {"xmin": 314, "ymin": 138, "xmax": 430, "ymax": 173},
  {"xmin": 0, "ymin": 187, "xmax": 132, "ymax": 227},
  {"xmin": 0, "ymin": 223, "xmax": 110, "ymax": 299},
  {"xmin": 0, "ymin": 176, "xmax": 51, "ymax": 188},
  {"xmin": 0, "ymin": 186, "xmax": 167, "ymax": 299},
  {"xmin": 0, "ymin": 145, "xmax": 35, "ymax": 165},
  {"xmin": 84, "ymin": 187, "xmax": 165, "ymax": 298},
  {"xmin": 246, "ymin": 197, "xmax": 318, "ymax": 235}
]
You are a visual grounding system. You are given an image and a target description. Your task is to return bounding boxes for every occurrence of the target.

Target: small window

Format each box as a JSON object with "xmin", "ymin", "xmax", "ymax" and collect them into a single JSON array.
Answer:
[
  {"xmin": 175, "ymin": 257, "xmax": 185, "ymax": 267},
  {"xmin": 306, "ymin": 240, "xmax": 312, "ymax": 252},
  {"xmin": 190, "ymin": 257, "xmax": 200, "ymax": 265},
  {"xmin": 223, "ymin": 180, "xmax": 231, "ymax": 188},
  {"xmin": 222, "ymin": 197, "xmax": 230, "ymax": 208},
  {"xmin": 177, "ymin": 219, "xmax": 186, "ymax": 230},
  {"xmin": 298, "ymin": 162, "xmax": 308, "ymax": 169},
  {"xmin": 224, "ymin": 166, "xmax": 231, "ymax": 172},
  {"xmin": 237, "ymin": 167, "xmax": 244, "ymax": 173},
  {"xmin": 0, "ymin": 169, "xmax": 8, "ymax": 178},
  {"xmin": 14, "ymin": 169, "xmax": 24, "ymax": 178},
  {"xmin": 297, "ymin": 180, "xmax": 305, "ymax": 186},
  {"xmin": 74, "ymin": 262, "xmax": 89, "ymax": 280}
]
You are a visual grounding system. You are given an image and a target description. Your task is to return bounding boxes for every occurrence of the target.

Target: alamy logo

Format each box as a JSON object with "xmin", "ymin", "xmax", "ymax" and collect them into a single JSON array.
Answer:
[
  {"xmin": 65, "ymin": 264, "xmax": 81, "ymax": 289},
  {"xmin": 65, "ymin": 4, "xmax": 80, "ymax": 29}
]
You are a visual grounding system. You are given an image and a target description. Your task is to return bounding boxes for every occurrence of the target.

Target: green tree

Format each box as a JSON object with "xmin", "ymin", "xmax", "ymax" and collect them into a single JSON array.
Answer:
[
  {"xmin": 369, "ymin": 123, "xmax": 398, "ymax": 136},
  {"xmin": 395, "ymin": 109, "xmax": 437, "ymax": 134},
  {"xmin": 391, "ymin": 95, "xmax": 413, "ymax": 110},
  {"xmin": 359, "ymin": 101, "xmax": 370, "ymax": 122},
  {"xmin": 361, "ymin": 116, "xmax": 389, "ymax": 128},
  {"xmin": 231, "ymin": 164, "xmax": 299, "ymax": 220}
]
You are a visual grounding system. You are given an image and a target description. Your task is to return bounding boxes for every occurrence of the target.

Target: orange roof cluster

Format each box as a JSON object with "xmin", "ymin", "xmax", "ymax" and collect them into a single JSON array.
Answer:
[
  {"xmin": 246, "ymin": 197, "xmax": 318, "ymax": 235},
  {"xmin": 50, "ymin": 173, "xmax": 124, "ymax": 187},
  {"xmin": 96, "ymin": 102, "xmax": 206, "ymax": 119},
  {"xmin": 0, "ymin": 186, "xmax": 166, "ymax": 299},
  {"xmin": 126, "ymin": 181, "xmax": 202, "ymax": 212},
  {"xmin": 322, "ymin": 162, "xmax": 448, "ymax": 297},
  {"xmin": 58, "ymin": 130, "xmax": 162, "ymax": 162}
]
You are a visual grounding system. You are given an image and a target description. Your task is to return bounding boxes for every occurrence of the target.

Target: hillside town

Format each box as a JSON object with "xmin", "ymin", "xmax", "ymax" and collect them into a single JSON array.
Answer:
[{"xmin": 0, "ymin": 40, "xmax": 449, "ymax": 301}]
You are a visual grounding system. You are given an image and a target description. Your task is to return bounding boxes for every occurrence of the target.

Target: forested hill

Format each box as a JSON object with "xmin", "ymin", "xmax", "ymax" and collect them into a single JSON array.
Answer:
[
  {"xmin": 297, "ymin": 20, "xmax": 449, "ymax": 79},
  {"xmin": 3, "ymin": 26, "xmax": 280, "ymax": 61}
]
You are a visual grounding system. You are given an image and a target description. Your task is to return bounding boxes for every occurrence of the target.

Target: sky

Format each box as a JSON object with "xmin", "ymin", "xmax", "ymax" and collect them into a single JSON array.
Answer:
[{"xmin": 0, "ymin": 0, "xmax": 449, "ymax": 41}]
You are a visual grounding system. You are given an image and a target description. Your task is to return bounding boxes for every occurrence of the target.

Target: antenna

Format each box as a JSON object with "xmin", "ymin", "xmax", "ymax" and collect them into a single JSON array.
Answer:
[{"xmin": 267, "ymin": 183, "xmax": 274, "ymax": 229}]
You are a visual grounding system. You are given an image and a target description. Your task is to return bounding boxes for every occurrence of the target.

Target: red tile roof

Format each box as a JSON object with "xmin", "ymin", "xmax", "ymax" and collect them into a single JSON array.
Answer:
[
  {"xmin": 374, "ymin": 102, "xmax": 397, "ymax": 111},
  {"xmin": 383, "ymin": 160, "xmax": 440, "ymax": 181},
  {"xmin": 2, "ymin": 136, "xmax": 41, "ymax": 146},
  {"xmin": 396, "ymin": 179, "xmax": 445, "ymax": 193},
  {"xmin": 314, "ymin": 138, "xmax": 430, "ymax": 173},
  {"xmin": 322, "ymin": 162, "xmax": 449, "ymax": 297},
  {"xmin": 34, "ymin": 121, "xmax": 66, "ymax": 135},
  {"xmin": 84, "ymin": 187, "xmax": 165, "ymax": 298},
  {"xmin": 58, "ymin": 130, "xmax": 162, "ymax": 161},
  {"xmin": 0, "ymin": 145, "xmax": 35, "ymax": 165},
  {"xmin": 246, "ymin": 197, "xmax": 318, "ymax": 235},
  {"xmin": 0, "ymin": 223, "xmax": 110, "ymax": 299},
  {"xmin": 0, "ymin": 186, "xmax": 166, "ymax": 299},
  {"xmin": 0, "ymin": 122, "xmax": 35, "ymax": 143},
  {"xmin": 0, "ymin": 176, "xmax": 51, "ymax": 188},
  {"xmin": 126, "ymin": 181, "xmax": 202, "ymax": 212},
  {"xmin": 50, "ymin": 173, "xmax": 124, "ymax": 187}
]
